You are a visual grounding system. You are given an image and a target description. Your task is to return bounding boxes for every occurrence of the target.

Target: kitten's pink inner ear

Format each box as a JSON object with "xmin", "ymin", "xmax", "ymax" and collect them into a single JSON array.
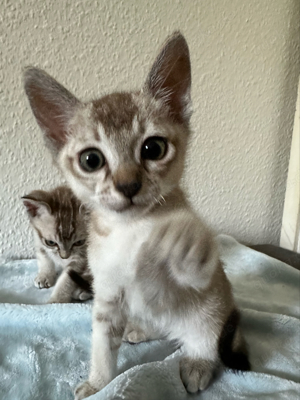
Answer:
[
  {"xmin": 145, "ymin": 32, "xmax": 192, "ymax": 124},
  {"xmin": 29, "ymin": 89, "xmax": 68, "ymax": 148},
  {"xmin": 22, "ymin": 197, "xmax": 51, "ymax": 218},
  {"xmin": 22, "ymin": 199, "xmax": 40, "ymax": 218},
  {"xmin": 24, "ymin": 67, "xmax": 80, "ymax": 152}
]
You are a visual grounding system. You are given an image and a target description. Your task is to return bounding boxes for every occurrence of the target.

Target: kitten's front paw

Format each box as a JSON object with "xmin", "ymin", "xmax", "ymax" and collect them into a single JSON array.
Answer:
[
  {"xmin": 180, "ymin": 358, "xmax": 214, "ymax": 393},
  {"xmin": 74, "ymin": 381, "xmax": 97, "ymax": 400},
  {"xmin": 34, "ymin": 273, "xmax": 56, "ymax": 289},
  {"xmin": 72, "ymin": 288, "xmax": 93, "ymax": 301},
  {"xmin": 79, "ymin": 291, "xmax": 93, "ymax": 301},
  {"xmin": 123, "ymin": 328, "xmax": 147, "ymax": 344}
]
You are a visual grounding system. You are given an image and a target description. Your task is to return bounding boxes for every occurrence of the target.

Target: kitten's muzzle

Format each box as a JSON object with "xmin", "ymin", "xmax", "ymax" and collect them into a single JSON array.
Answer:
[
  {"xmin": 115, "ymin": 181, "xmax": 142, "ymax": 199},
  {"xmin": 59, "ymin": 249, "xmax": 71, "ymax": 259}
]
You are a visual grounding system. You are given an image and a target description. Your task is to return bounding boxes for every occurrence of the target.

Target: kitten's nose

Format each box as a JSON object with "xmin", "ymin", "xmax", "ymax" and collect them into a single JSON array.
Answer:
[
  {"xmin": 115, "ymin": 181, "xmax": 142, "ymax": 199},
  {"xmin": 59, "ymin": 250, "xmax": 71, "ymax": 259}
]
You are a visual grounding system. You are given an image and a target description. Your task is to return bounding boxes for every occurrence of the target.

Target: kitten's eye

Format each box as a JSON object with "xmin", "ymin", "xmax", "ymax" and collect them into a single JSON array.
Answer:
[
  {"xmin": 141, "ymin": 137, "xmax": 167, "ymax": 160},
  {"xmin": 73, "ymin": 239, "xmax": 85, "ymax": 247},
  {"xmin": 79, "ymin": 148, "xmax": 105, "ymax": 172},
  {"xmin": 45, "ymin": 239, "xmax": 57, "ymax": 247}
]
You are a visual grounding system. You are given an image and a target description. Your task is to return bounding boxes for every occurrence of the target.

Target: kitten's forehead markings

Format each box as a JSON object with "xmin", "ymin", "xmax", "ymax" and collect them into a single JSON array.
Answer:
[
  {"xmin": 54, "ymin": 189, "xmax": 80, "ymax": 242},
  {"xmin": 96, "ymin": 122, "xmax": 106, "ymax": 143},
  {"xmin": 96, "ymin": 122, "xmax": 120, "ymax": 170},
  {"xmin": 144, "ymin": 121, "xmax": 157, "ymax": 137},
  {"xmin": 70, "ymin": 104, "xmax": 99, "ymax": 142},
  {"xmin": 132, "ymin": 115, "xmax": 139, "ymax": 135}
]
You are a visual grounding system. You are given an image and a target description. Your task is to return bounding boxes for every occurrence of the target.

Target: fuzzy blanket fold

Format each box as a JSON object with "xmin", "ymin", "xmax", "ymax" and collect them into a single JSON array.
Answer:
[{"xmin": 0, "ymin": 235, "xmax": 299, "ymax": 400}]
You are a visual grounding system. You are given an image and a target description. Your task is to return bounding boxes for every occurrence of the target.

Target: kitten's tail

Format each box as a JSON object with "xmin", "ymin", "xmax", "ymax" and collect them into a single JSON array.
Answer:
[{"xmin": 218, "ymin": 309, "xmax": 251, "ymax": 372}]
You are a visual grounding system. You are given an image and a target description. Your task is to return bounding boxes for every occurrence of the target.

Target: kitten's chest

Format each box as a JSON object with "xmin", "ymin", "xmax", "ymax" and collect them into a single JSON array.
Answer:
[{"xmin": 89, "ymin": 218, "xmax": 152, "ymax": 293}]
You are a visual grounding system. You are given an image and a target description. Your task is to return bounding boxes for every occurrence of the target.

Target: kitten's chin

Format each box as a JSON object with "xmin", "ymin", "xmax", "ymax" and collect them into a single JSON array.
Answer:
[{"xmin": 112, "ymin": 202, "xmax": 151, "ymax": 215}]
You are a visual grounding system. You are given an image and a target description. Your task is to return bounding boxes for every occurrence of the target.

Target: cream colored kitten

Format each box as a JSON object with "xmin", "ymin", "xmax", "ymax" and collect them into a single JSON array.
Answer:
[
  {"xmin": 24, "ymin": 31, "xmax": 250, "ymax": 398},
  {"xmin": 22, "ymin": 186, "xmax": 93, "ymax": 303}
]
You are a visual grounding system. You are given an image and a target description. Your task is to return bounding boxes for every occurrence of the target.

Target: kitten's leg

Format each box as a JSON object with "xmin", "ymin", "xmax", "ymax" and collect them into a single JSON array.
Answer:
[
  {"xmin": 123, "ymin": 321, "xmax": 148, "ymax": 344},
  {"xmin": 49, "ymin": 268, "xmax": 93, "ymax": 303},
  {"xmin": 75, "ymin": 299, "xmax": 125, "ymax": 400},
  {"xmin": 68, "ymin": 268, "xmax": 93, "ymax": 301},
  {"xmin": 123, "ymin": 320, "xmax": 161, "ymax": 344},
  {"xmin": 180, "ymin": 357, "xmax": 216, "ymax": 393},
  {"xmin": 34, "ymin": 251, "xmax": 56, "ymax": 289},
  {"xmin": 179, "ymin": 326, "xmax": 219, "ymax": 393},
  {"xmin": 48, "ymin": 269, "xmax": 76, "ymax": 303}
]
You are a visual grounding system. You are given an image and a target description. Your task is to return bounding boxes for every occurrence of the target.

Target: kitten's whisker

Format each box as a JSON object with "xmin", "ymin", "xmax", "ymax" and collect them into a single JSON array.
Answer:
[
  {"xmin": 154, "ymin": 195, "xmax": 166, "ymax": 206},
  {"xmin": 153, "ymin": 196, "xmax": 160, "ymax": 205},
  {"xmin": 159, "ymin": 195, "xmax": 166, "ymax": 204}
]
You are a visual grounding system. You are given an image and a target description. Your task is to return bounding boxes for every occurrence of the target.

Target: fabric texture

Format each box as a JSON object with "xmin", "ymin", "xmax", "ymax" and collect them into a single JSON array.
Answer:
[{"xmin": 0, "ymin": 235, "xmax": 299, "ymax": 400}]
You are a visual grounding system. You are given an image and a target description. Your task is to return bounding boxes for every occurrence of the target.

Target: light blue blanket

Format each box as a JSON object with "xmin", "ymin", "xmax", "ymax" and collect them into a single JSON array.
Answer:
[{"xmin": 0, "ymin": 235, "xmax": 299, "ymax": 400}]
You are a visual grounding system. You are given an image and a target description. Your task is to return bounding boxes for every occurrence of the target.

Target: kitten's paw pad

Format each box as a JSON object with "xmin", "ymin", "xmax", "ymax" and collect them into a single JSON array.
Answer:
[
  {"xmin": 124, "ymin": 328, "xmax": 147, "ymax": 344},
  {"xmin": 34, "ymin": 274, "xmax": 56, "ymax": 289},
  {"xmin": 72, "ymin": 289, "xmax": 93, "ymax": 301},
  {"xmin": 180, "ymin": 358, "xmax": 214, "ymax": 393},
  {"xmin": 78, "ymin": 291, "xmax": 93, "ymax": 301},
  {"xmin": 74, "ymin": 381, "xmax": 97, "ymax": 400}
]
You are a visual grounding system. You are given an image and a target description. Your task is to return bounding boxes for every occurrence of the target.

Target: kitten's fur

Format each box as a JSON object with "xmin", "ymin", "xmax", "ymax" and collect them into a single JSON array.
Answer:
[
  {"xmin": 22, "ymin": 186, "xmax": 93, "ymax": 303},
  {"xmin": 24, "ymin": 32, "xmax": 250, "ymax": 398}
]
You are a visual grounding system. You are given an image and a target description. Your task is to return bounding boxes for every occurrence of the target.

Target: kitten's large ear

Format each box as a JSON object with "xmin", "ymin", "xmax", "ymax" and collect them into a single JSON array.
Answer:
[
  {"xmin": 145, "ymin": 31, "xmax": 192, "ymax": 124},
  {"xmin": 22, "ymin": 191, "xmax": 51, "ymax": 218},
  {"xmin": 24, "ymin": 67, "xmax": 80, "ymax": 152}
]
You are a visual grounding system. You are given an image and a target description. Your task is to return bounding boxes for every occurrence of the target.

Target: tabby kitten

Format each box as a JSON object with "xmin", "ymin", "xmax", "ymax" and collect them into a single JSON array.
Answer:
[
  {"xmin": 24, "ymin": 32, "xmax": 250, "ymax": 398},
  {"xmin": 22, "ymin": 186, "xmax": 93, "ymax": 303}
]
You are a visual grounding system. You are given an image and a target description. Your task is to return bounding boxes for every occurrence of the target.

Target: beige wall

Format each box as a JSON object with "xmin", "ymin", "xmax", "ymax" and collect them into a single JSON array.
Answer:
[
  {"xmin": 280, "ymin": 78, "xmax": 300, "ymax": 252},
  {"xmin": 0, "ymin": 0, "xmax": 299, "ymax": 260}
]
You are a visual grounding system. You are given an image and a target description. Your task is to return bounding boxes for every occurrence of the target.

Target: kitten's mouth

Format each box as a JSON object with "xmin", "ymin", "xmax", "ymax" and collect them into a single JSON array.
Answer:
[
  {"xmin": 108, "ymin": 198, "xmax": 148, "ymax": 214},
  {"xmin": 117, "ymin": 199, "xmax": 139, "ymax": 212},
  {"xmin": 103, "ymin": 193, "xmax": 158, "ymax": 214}
]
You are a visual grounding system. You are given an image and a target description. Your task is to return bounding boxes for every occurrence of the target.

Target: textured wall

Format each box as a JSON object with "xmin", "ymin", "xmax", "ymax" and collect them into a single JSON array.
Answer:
[{"xmin": 0, "ymin": 0, "xmax": 299, "ymax": 260}]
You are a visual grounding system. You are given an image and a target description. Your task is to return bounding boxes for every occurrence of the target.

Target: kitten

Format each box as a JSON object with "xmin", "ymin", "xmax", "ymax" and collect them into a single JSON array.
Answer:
[
  {"xmin": 22, "ymin": 186, "xmax": 93, "ymax": 303},
  {"xmin": 24, "ymin": 31, "xmax": 250, "ymax": 398}
]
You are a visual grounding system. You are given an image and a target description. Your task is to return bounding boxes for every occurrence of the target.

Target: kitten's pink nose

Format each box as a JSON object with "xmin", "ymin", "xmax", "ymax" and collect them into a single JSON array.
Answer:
[
  {"xmin": 59, "ymin": 250, "xmax": 71, "ymax": 259},
  {"xmin": 114, "ymin": 164, "xmax": 142, "ymax": 199}
]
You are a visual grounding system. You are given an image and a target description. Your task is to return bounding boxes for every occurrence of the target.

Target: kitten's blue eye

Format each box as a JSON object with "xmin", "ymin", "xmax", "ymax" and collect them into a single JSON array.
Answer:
[
  {"xmin": 79, "ymin": 148, "xmax": 105, "ymax": 172},
  {"xmin": 45, "ymin": 239, "xmax": 56, "ymax": 247},
  {"xmin": 73, "ymin": 239, "xmax": 85, "ymax": 247},
  {"xmin": 141, "ymin": 137, "xmax": 167, "ymax": 160}
]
